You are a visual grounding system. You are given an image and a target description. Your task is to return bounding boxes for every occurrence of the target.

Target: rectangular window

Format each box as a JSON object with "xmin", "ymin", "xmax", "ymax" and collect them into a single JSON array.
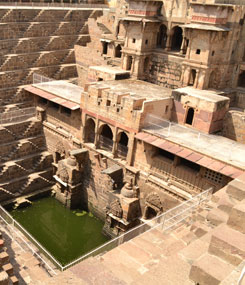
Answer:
[
  {"xmin": 180, "ymin": 158, "xmax": 200, "ymax": 172},
  {"xmin": 38, "ymin": 97, "xmax": 47, "ymax": 105},
  {"xmin": 61, "ymin": 106, "xmax": 71, "ymax": 116},
  {"xmin": 106, "ymin": 100, "xmax": 111, "ymax": 107},
  {"xmin": 50, "ymin": 101, "xmax": 59, "ymax": 110}
]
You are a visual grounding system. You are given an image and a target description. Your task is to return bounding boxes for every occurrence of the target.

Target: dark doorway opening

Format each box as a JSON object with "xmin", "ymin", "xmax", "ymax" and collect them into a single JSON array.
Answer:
[
  {"xmin": 126, "ymin": 56, "xmax": 133, "ymax": 71},
  {"xmin": 85, "ymin": 119, "xmax": 95, "ymax": 143},
  {"xmin": 185, "ymin": 107, "xmax": 195, "ymax": 125},
  {"xmin": 145, "ymin": 207, "xmax": 157, "ymax": 219},
  {"xmin": 188, "ymin": 69, "xmax": 197, "ymax": 86},
  {"xmin": 115, "ymin": 45, "xmax": 122, "ymax": 58},
  {"xmin": 171, "ymin": 26, "xmax": 183, "ymax": 52},
  {"xmin": 156, "ymin": 24, "xmax": 167, "ymax": 49},
  {"xmin": 238, "ymin": 71, "xmax": 245, "ymax": 87},
  {"xmin": 102, "ymin": 42, "xmax": 108, "ymax": 55}
]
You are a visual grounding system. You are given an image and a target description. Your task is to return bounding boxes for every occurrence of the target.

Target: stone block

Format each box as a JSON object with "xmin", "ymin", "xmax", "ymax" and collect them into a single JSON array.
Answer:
[
  {"xmin": 206, "ymin": 207, "xmax": 228, "ymax": 226},
  {"xmin": 189, "ymin": 253, "xmax": 234, "ymax": 285},
  {"xmin": 10, "ymin": 275, "xmax": 19, "ymax": 285},
  {"xmin": 0, "ymin": 270, "xmax": 8, "ymax": 285},
  {"xmin": 209, "ymin": 224, "xmax": 245, "ymax": 266},
  {"xmin": 0, "ymin": 252, "xmax": 9, "ymax": 265},
  {"xmin": 227, "ymin": 203, "xmax": 245, "ymax": 234},
  {"xmin": 217, "ymin": 190, "xmax": 235, "ymax": 214},
  {"xmin": 2, "ymin": 263, "xmax": 13, "ymax": 276},
  {"xmin": 226, "ymin": 178, "xmax": 245, "ymax": 201}
]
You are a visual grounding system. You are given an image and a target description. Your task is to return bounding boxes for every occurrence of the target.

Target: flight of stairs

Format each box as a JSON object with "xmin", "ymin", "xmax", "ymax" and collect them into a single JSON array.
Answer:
[{"xmin": 66, "ymin": 175, "xmax": 245, "ymax": 285}]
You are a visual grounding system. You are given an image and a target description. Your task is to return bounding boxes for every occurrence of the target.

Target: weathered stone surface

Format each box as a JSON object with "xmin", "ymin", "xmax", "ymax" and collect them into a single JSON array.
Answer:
[
  {"xmin": 206, "ymin": 207, "xmax": 228, "ymax": 226},
  {"xmin": 226, "ymin": 179, "xmax": 245, "ymax": 201},
  {"xmin": 0, "ymin": 270, "xmax": 8, "ymax": 285},
  {"xmin": 227, "ymin": 203, "xmax": 245, "ymax": 234},
  {"xmin": 189, "ymin": 254, "xmax": 234, "ymax": 285},
  {"xmin": 209, "ymin": 224, "xmax": 245, "ymax": 266}
]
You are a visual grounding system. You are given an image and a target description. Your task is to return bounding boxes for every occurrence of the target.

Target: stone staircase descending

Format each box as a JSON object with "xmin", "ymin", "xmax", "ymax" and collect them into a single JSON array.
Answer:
[
  {"xmin": 0, "ymin": 7, "xmax": 95, "ymax": 95},
  {"xmin": 0, "ymin": 114, "xmax": 54, "ymax": 202},
  {"xmin": 66, "ymin": 175, "xmax": 245, "ymax": 285}
]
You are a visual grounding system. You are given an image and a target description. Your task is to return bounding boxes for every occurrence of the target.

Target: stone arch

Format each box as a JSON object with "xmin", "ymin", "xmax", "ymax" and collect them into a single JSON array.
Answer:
[
  {"xmin": 143, "ymin": 192, "xmax": 163, "ymax": 219},
  {"xmin": 156, "ymin": 24, "xmax": 167, "ymax": 49},
  {"xmin": 117, "ymin": 131, "xmax": 129, "ymax": 158},
  {"xmin": 85, "ymin": 117, "xmax": 96, "ymax": 143},
  {"xmin": 99, "ymin": 124, "xmax": 113, "ymax": 151},
  {"xmin": 170, "ymin": 26, "xmax": 183, "ymax": 52}
]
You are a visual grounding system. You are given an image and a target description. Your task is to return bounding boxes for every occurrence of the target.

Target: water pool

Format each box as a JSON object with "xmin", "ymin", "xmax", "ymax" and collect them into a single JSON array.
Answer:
[{"xmin": 10, "ymin": 197, "xmax": 109, "ymax": 266}]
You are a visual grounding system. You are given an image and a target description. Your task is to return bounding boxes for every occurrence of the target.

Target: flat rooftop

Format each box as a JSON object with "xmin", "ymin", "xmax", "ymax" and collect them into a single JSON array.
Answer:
[
  {"xmin": 143, "ymin": 119, "xmax": 245, "ymax": 170},
  {"xmin": 90, "ymin": 66, "xmax": 130, "ymax": 75},
  {"xmin": 93, "ymin": 79, "xmax": 172, "ymax": 100},
  {"xmin": 174, "ymin": 87, "xmax": 230, "ymax": 103},
  {"xmin": 33, "ymin": 80, "xmax": 83, "ymax": 104}
]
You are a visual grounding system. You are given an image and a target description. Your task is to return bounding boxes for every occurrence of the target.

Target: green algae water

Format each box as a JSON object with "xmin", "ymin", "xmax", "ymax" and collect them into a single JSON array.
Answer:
[{"xmin": 10, "ymin": 197, "xmax": 109, "ymax": 266}]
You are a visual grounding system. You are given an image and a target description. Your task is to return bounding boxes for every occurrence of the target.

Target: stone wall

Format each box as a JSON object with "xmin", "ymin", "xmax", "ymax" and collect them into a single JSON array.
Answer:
[
  {"xmin": 222, "ymin": 108, "xmax": 245, "ymax": 143},
  {"xmin": 147, "ymin": 54, "xmax": 183, "ymax": 89},
  {"xmin": 0, "ymin": 7, "xmax": 96, "ymax": 95}
]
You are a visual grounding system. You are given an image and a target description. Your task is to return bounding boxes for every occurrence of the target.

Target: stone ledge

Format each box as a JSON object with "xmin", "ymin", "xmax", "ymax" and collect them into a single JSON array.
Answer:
[{"xmin": 189, "ymin": 253, "xmax": 234, "ymax": 285}]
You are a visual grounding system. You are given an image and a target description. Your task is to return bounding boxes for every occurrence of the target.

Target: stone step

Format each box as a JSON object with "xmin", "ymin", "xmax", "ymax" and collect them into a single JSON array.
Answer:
[
  {"xmin": 0, "ymin": 252, "xmax": 9, "ymax": 265},
  {"xmin": 189, "ymin": 253, "xmax": 235, "ymax": 285},
  {"xmin": 0, "ymin": 270, "xmax": 8, "ymax": 285},
  {"xmin": 206, "ymin": 207, "xmax": 229, "ymax": 226},
  {"xmin": 227, "ymin": 203, "xmax": 245, "ymax": 234},
  {"xmin": 209, "ymin": 224, "xmax": 245, "ymax": 266},
  {"xmin": 190, "ymin": 221, "xmax": 212, "ymax": 238},
  {"xmin": 226, "ymin": 175, "xmax": 245, "ymax": 201},
  {"xmin": 2, "ymin": 263, "xmax": 14, "ymax": 276},
  {"xmin": 10, "ymin": 275, "xmax": 19, "ymax": 285}
]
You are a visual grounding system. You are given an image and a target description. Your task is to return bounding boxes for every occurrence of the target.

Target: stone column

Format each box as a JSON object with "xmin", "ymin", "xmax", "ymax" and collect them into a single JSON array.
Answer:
[
  {"xmin": 194, "ymin": 69, "xmax": 200, "ymax": 88},
  {"xmin": 94, "ymin": 118, "xmax": 100, "ymax": 149},
  {"xmin": 165, "ymin": 33, "xmax": 172, "ymax": 51},
  {"xmin": 126, "ymin": 132, "xmax": 136, "ymax": 166},
  {"xmin": 112, "ymin": 127, "xmax": 118, "ymax": 158}
]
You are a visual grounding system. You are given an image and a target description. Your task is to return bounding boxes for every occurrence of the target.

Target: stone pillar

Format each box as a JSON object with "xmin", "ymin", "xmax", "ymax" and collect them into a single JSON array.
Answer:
[
  {"xmin": 194, "ymin": 69, "xmax": 200, "ymax": 88},
  {"xmin": 126, "ymin": 132, "xmax": 135, "ymax": 166},
  {"xmin": 165, "ymin": 33, "xmax": 172, "ymax": 51},
  {"xmin": 112, "ymin": 127, "xmax": 118, "ymax": 158},
  {"xmin": 94, "ymin": 118, "xmax": 100, "ymax": 149}
]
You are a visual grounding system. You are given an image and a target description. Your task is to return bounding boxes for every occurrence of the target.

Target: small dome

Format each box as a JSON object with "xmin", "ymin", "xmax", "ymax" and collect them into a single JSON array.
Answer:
[
  {"xmin": 67, "ymin": 155, "xmax": 76, "ymax": 166},
  {"xmin": 121, "ymin": 182, "xmax": 134, "ymax": 198}
]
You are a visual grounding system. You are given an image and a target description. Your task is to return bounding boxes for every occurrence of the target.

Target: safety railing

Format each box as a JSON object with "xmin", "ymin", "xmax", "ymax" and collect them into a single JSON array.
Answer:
[
  {"xmin": 143, "ymin": 113, "xmax": 241, "ymax": 164},
  {"xmin": 0, "ymin": 107, "xmax": 36, "ymax": 124},
  {"xmin": 0, "ymin": 187, "xmax": 212, "ymax": 272},
  {"xmin": 33, "ymin": 73, "xmax": 54, "ymax": 84},
  {"xmin": 0, "ymin": 205, "xmax": 61, "ymax": 274},
  {"xmin": 62, "ymin": 187, "xmax": 213, "ymax": 270},
  {"xmin": 0, "ymin": 2, "xmax": 108, "ymax": 9}
]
